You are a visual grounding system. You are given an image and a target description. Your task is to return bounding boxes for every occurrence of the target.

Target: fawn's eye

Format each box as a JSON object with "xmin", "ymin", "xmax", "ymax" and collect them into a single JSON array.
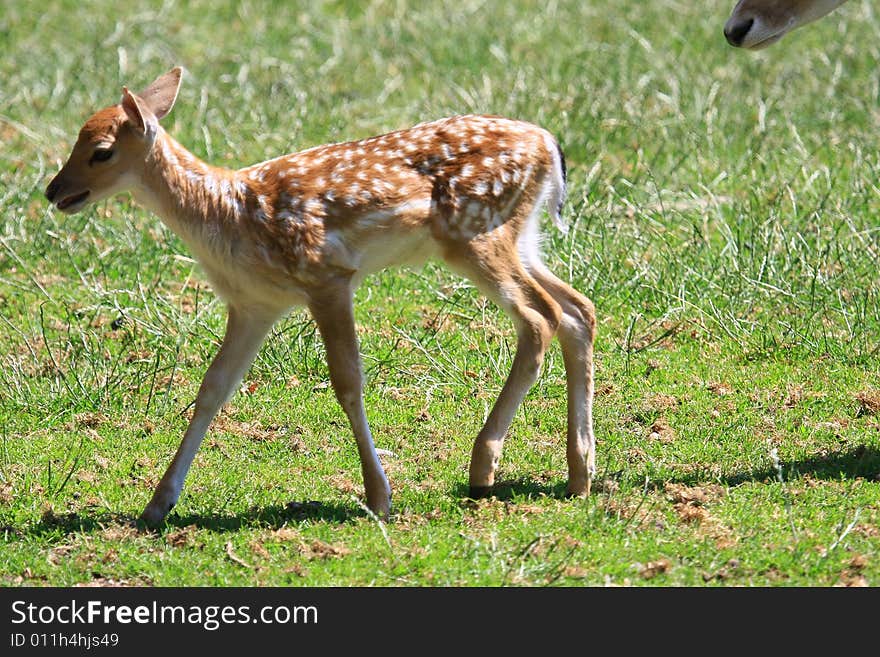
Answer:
[{"xmin": 90, "ymin": 148, "xmax": 114, "ymax": 164}]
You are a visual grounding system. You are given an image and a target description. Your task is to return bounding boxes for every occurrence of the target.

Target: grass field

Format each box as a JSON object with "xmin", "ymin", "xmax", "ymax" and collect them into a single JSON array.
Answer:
[{"xmin": 1, "ymin": 0, "xmax": 878, "ymax": 586}]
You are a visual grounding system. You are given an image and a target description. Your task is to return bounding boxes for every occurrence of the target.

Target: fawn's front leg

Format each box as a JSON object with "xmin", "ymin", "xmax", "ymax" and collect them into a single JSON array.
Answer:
[
  {"xmin": 140, "ymin": 305, "xmax": 277, "ymax": 526},
  {"xmin": 308, "ymin": 281, "xmax": 392, "ymax": 518}
]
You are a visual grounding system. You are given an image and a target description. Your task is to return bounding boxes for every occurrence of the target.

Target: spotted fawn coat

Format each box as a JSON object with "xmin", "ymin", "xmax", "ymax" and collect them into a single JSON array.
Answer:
[{"xmin": 46, "ymin": 67, "xmax": 596, "ymax": 525}]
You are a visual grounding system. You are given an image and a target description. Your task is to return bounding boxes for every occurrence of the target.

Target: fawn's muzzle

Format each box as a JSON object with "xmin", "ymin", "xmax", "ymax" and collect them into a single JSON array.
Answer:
[{"xmin": 45, "ymin": 176, "xmax": 90, "ymax": 212}]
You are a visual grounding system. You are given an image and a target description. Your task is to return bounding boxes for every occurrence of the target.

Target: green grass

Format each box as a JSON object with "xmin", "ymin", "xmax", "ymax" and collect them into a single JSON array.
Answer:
[{"xmin": 1, "ymin": 0, "xmax": 879, "ymax": 586}]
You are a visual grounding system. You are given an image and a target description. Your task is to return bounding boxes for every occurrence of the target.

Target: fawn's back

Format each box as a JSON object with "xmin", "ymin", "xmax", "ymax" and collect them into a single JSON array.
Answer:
[{"xmin": 180, "ymin": 115, "xmax": 562, "ymax": 305}]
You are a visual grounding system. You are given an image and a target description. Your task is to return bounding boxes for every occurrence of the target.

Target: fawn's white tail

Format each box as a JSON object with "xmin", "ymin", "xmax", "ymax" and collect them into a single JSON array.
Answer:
[
  {"xmin": 546, "ymin": 133, "xmax": 568, "ymax": 233},
  {"xmin": 46, "ymin": 67, "xmax": 596, "ymax": 525}
]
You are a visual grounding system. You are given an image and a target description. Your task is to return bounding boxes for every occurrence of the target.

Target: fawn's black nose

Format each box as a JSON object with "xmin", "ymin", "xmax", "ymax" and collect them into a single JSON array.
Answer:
[
  {"xmin": 724, "ymin": 17, "xmax": 754, "ymax": 47},
  {"xmin": 45, "ymin": 176, "xmax": 60, "ymax": 203}
]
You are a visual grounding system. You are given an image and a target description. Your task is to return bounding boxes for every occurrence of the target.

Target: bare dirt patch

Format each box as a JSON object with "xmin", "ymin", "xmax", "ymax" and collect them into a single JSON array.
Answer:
[
  {"xmin": 664, "ymin": 482, "xmax": 725, "ymax": 506},
  {"xmin": 269, "ymin": 527, "xmax": 301, "ymax": 542},
  {"xmin": 638, "ymin": 558, "xmax": 671, "ymax": 579},
  {"xmin": 706, "ymin": 381, "xmax": 734, "ymax": 396},
  {"xmin": 855, "ymin": 390, "xmax": 880, "ymax": 417},
  {"xmin": 299, "ymin": 539, "xmax": 351, "ymax": 560},
  {"xmin": 648, "ymin": 418, "xmax": 676, "ymax": 444},
  {"xmin": 165, "ymin": 524, "xmax": 199, "ymax": 548}
]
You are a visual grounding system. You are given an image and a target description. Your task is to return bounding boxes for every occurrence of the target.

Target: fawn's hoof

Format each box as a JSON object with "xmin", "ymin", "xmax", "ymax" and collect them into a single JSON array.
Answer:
[
  {"xmin": 467, "ymin": 485, "xmax": 493, "ymax": 500},
  {"xmin": 138, "ymin": 502, "xmax": 173, "ymax": 528},
  {"xmin": 368, "ymin": 502, "xmax": 391, "ymax": 521},
  {"xmin": 364, "ymin": 491, "xmax": 392, "ymax": 521}
]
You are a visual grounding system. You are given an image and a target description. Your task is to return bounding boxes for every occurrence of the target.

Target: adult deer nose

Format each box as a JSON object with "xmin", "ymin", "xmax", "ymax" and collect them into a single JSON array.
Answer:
[
  {"xmin": 724, "ymin": 17, "xmax": 754, "ymax": 47},
  {"xmin": 45, "ymin": 176, "xmax": 61, "ymax": 203}
]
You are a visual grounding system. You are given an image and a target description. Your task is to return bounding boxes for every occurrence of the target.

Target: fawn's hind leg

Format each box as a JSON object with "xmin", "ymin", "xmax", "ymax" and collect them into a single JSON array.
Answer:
[
  {"xmin": 528, "ymin": 263, "xmax": 597, "ymax": 496},
  {"xmin": 447, "ymin": 238, "xmax": 563, "ymax": 498}
]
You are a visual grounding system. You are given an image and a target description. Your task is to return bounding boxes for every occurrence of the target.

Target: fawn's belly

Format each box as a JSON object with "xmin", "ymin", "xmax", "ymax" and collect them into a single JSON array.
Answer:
[
  {"xmin": 350, "ymin": 223, "xmax": 441, "ymax": 285},
  {"xmin": 192, "ymin": 222, "xmax": 440, "ymax": 311}
]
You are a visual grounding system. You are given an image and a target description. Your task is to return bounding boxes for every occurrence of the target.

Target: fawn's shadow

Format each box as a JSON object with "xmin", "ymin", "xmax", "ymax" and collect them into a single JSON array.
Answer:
[
  {"xmin": 19, "ymin": 500, "xmax": 360, "ymax": 538},
  {"xmin": 452, "ymin": 445, "xmax": 879, "ymax": 501},
  {"xmin": 452, "ymin": 478, "xmax": 567, "ymax": 502},
  {"xmin": 11, "ymin": 446, "xmax": 877, "ymax": 538},
  {"xmin": 672, "ymin": 444, "xmax": 880, "ymax": 488},
  {"xmin": 166, "ymin": 500, "xmax": 359, "ymax": 531}
]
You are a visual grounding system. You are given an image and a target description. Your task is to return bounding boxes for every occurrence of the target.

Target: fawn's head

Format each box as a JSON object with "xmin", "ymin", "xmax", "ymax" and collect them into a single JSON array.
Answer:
[{"xmin": 45, "ymin": 67, "xmax": 184, "ymax": 213}]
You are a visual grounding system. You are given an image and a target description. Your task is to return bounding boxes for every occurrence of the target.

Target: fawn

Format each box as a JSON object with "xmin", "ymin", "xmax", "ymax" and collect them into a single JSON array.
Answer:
[{"xmin": 45, "ymin": 67, "xmax": 596, "ymax": 525}]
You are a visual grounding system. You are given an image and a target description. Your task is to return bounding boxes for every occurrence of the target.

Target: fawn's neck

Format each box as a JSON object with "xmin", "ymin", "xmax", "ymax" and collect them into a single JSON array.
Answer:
[{"xmin": 132, "ymin": 129, "xmax": 248, "ymax": 243}]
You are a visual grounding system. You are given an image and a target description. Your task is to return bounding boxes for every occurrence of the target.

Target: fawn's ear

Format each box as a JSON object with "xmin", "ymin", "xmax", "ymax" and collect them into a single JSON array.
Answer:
[
  {"xmin": 121, "ymin": 86, "xmax": 159, "ymax": 143},
  {"xmin": 136, "ymin": 66, "xmax": 183, "ymax": 121}
]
